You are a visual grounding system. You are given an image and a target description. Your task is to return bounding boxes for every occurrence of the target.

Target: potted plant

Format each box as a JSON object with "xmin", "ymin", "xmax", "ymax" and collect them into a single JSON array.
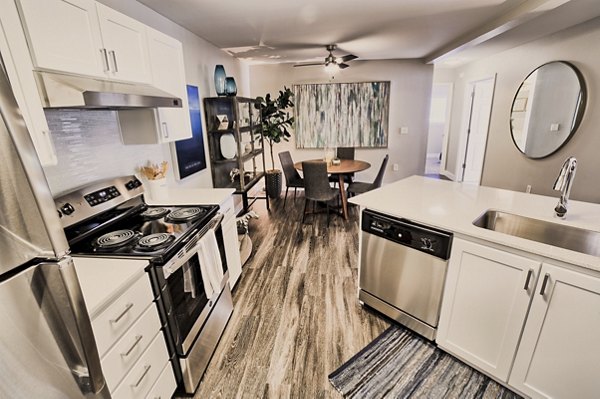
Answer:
[{"xmin": 255, "ymin": 87, "xmax": 294, "ymax": 198}]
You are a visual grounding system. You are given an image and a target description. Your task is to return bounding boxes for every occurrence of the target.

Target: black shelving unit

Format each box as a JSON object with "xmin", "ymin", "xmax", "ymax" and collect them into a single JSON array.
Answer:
[{"xmin": 204, "ymin": 96, "xmax": 269, "ymax": 213}]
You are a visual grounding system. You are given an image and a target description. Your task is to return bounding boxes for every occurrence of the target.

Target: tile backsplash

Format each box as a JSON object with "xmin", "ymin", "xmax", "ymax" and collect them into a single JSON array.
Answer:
[{"xmin": 43, "ymin": 109, "xmax": 166, "ymax": 196}]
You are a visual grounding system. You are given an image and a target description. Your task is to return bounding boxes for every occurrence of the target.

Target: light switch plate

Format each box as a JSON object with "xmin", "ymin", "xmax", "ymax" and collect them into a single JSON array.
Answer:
[
  {"xmin": 400, "ymin": 127, "xmax": 409, "ymax": 135},
  {"xmin": 392, "ymin": 163, "xmax": 399, "ymax": 171}
]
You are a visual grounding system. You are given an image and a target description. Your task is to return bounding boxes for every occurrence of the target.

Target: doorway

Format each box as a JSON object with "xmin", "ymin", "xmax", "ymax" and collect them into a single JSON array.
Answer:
[
  {"xmin": 425, "ymin": 83, "xmax": 453, "ymax": 177},
  {"xmin": 457, "ymin": 76, "xmax": 496, "ymax": 184}
]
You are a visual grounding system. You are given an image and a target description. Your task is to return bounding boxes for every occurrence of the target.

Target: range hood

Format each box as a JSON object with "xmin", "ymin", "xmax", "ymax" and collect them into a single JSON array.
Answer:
[{"xmin": 34, "ymin": 71, "xmax": 182, "ymax": 109}]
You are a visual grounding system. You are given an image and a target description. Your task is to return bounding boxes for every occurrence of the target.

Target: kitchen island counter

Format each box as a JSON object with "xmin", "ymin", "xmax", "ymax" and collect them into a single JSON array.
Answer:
[{"xmin": 349, "ymin": 175, "xmax": 600, "ymax": 272}]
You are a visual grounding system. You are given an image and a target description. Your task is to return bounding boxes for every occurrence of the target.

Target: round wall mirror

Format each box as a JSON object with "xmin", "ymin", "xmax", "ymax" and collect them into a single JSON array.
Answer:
[{"xmin": 510, "ymin": 61, "xmax": 586, "ymax": 159}]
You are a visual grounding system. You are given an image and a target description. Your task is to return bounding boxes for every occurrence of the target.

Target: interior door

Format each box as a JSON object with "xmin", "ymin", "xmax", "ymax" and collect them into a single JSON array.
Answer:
[{"xmin": 461, "ymin": 76, "xmax": 496, "ymax": 184}]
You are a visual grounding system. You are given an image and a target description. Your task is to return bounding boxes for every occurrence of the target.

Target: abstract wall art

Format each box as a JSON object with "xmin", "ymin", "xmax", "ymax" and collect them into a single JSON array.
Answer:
[{"xmin": 293, "ymin": 81, "xmax": 390, "ymax": 148}]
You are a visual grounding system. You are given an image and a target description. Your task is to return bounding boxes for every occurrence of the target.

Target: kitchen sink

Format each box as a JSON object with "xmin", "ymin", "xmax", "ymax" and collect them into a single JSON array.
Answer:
[{"xmin": 473, "ymin": 210, "xmax": 600, "ymax": 257}]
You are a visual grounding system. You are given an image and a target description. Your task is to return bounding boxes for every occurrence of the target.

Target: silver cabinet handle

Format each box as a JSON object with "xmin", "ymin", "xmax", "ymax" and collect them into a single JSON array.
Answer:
[
  {"xmin": 539, "ymin": 273, "xmax": 550, "ymax": 296},
  {"xmin": 120, "ymin": 335, "xmax": 143, "ymax": 357},
  {"xmin": 100, "ymin": 48, "xmax": 110, "ymax": 72},
  {"xmin": 523, "ymin": 269, "xmax": 533, "ymax": 291},
  {"xmin": 110, "ymin": 302, "xmax": 133, "ymax": 323},
  {"xmin": 109, "ymin": 50, "xmax": 118, "ymax": 72},
  {"xmin": 161, "ymin": 122, "xmax": 169, "ymax": 138},
  {"xmin": 131, "ymin": 365, "xmax": 151, "ymax": 388}
]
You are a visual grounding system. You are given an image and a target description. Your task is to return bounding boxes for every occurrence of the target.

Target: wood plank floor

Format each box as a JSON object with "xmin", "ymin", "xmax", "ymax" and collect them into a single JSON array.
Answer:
[{"xmin": 194, "ymin": 193, "xmax": 389, "ymax": 398}]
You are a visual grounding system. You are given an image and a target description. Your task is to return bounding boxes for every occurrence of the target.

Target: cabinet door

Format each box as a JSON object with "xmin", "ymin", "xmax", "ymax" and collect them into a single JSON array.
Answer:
[
  {"xmin": 437, "ymin": 238, "xmax": 541, "ymax": 381},
  {"xmin": 0, "ymin": 0, "xmax": 57, "ymax": 165},
  {"xmin": 96, "ymin": 3, "xmax": 151, "ymax": 83},
  {"xmin": 509, "ymin": 263, "xmax": 600, "ymax": 398},
  {"xmin": 221, "ymin": 197, "xmax": 242, "ymax": 288},
  {"xmin": 146, "ymin": 27, "xmax": 191, "ymax": 142},
  {"xmin": 16, "ymin": 0, "xmax": 105, "ymax": 77}
]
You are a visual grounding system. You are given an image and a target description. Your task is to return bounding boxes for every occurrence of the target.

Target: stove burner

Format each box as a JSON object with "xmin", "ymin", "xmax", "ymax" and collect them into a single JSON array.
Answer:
[
  {"xmin": 141, "ymin": 207, "xmax": 170, "ymax": 220},
  {"xmin": 95, "ymin": 229, "xmax": 138, "ymax": 249},
  {"xmin": 137, "ymin": 233, "xmax": 174, "ymax": 251},
  {"xmin": 165, "ymin": 207, "xmax": 206, "ymax": 223}
]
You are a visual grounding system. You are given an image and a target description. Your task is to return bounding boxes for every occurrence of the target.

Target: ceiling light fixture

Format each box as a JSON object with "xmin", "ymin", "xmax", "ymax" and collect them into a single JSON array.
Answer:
[{"xmin": 325, "ymin": 61, "xmax": 339, "ymax": 74}]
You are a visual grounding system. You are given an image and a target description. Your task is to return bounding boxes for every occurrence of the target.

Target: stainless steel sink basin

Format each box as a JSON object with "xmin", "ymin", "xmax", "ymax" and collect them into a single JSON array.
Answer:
[{"xmin": 473, "ymin": 210, "xmax": 600, "ymax": 257}]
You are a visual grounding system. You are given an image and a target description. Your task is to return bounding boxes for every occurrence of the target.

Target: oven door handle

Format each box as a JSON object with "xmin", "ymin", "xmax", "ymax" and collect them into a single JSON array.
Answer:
[{"xmin": 162, "ymin": 213, "xmax": 223, "ymax": 279}]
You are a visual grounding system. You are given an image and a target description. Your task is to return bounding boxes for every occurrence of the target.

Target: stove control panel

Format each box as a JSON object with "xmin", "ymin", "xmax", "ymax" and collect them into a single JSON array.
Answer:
[{"xmin": 84, "ymin": 186, "xmax": 121, "ymax": 206}]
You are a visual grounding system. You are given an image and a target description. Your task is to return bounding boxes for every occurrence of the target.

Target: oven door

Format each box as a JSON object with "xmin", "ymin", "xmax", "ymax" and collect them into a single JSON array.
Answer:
[{"xmin": 157, "ymin": 213, "xmax": 228, "ymax": 356}]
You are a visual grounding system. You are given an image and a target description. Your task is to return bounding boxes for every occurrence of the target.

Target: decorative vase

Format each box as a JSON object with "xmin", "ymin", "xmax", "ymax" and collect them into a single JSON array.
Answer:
[
  {"xmin": 225, "ymin": 77, "xmax": 237, "ymax": 96},
  {"xmin": 265, "ymin": 169, "xmax": 282, "ymax": 199},
  {"xmin": 214, "ymin": 65, "xmax": 226, "ymax": 96},
  {"xmin": 145, "ymin": 178, "xmax": 168, "ymax": 200}
]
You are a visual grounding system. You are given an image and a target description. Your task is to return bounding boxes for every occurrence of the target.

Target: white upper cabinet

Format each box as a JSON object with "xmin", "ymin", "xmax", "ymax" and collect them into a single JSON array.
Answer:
[
  {"xmin": 146, "ymin": 27, "xmax": 191, "ymax": 142},
  {"xmin": 16, "ymin": 0, "xmax": 105, "ymax": 78},
  {"xmin": 437, "ymin": 238, "xmax": 541, "ymax": 382},
  {"xmin": 16, "ymin": 0, "xmax": 151, "ymax": 83},
  {"xmin": 96, "ymin": 3, "xmax": 151, "ymax": 83},
  {"xmin": 509, "ymin": 262, "xmax": 600, "ymax": 399},
  {"xmin": 0, "ymin": 0, "xmax": 57, "ymax": 165}
]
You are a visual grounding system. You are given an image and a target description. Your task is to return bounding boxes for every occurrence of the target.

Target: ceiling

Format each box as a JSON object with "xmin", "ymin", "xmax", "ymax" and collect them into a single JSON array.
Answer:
[{"xmin": 137, "ymin": 0, "xmax": 600, "ymax": 66}]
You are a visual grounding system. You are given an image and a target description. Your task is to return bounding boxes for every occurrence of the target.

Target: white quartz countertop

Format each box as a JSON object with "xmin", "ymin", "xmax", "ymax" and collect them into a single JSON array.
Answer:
[
  {"xmin": 145, "ymin": 188, "xmax": 235, "ymax": 206},
  {"xmin": 350, "ymin": 175, "xmax": 600, "ymax": 272}
]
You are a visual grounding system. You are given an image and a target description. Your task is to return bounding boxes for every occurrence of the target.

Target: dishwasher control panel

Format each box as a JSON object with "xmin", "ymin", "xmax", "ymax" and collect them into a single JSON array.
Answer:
[{"xmin": 362, "ymin": 209, "xmax": 453, "ymax": 260}]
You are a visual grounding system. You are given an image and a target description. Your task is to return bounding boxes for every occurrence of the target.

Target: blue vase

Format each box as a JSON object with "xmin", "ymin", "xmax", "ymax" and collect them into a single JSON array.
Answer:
[
  {"xmin": 225, "ymin": 77, "xmax": 237, "ymax": 96},
  {"xmin": 214, "ymin": 65, "xmax": 226, "ymax": 96}
]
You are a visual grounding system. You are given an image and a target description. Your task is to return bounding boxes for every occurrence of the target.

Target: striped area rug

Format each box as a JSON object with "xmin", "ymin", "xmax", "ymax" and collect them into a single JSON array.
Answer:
[{"xmin": 328, "ymin": 325, "xmax": 523, "ymax": 399}]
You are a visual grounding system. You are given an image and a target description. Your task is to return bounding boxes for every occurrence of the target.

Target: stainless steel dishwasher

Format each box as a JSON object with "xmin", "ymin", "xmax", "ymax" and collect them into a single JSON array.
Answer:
[{"xmin": 359, "ymin": 209, "xmax": 452, "ymax": 340}]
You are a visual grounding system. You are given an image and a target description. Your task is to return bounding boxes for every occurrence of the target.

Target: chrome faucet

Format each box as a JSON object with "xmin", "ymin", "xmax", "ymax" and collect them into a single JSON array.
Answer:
[{"xmin": 552, "ymin": 156, "xmax": 577, "ymax": 218}]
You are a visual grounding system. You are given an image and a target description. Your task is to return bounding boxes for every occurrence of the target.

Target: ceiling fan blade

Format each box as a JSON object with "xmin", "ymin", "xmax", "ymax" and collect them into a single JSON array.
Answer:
[
  {"xmin": 339, "ymin": 54, "xmax": 358, "ymax": 63},
  {"xmin": 338, "ymin": 63, "xmax": 350, "ymax": 69},
  {"xmin": 293, "ymin": 62, "xmax": 325, "ymax": 67}
]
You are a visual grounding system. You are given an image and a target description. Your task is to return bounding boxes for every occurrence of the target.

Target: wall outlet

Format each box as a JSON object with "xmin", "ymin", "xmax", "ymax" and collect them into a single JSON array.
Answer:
[
  {"xmin": 400, "ymin": 127, "xmax": 409, "ymax": 135},
  {"xmin": 392, "ymin": 163, "xmax": 399, "ymax": 171},
  {"xmin": 526, "ymin": 184, "xmax": 532, "ymax": 193},
  {"xmin": 550, "ymin": 123, "xmax": 560, "ymax": 132}
]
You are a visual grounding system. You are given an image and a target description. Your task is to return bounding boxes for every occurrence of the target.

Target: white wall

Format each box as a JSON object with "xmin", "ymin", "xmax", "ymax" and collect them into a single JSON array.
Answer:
[
  {"xmin": 43, "ymin": 0, "xmax": 249, "ymax": 195},
  {"xmin": 438, "ymin": 16, "xmax": 600, "ymax": 203},
  {"xmin": 249, "ymin": 60, "xmax": 434, "ymax": 185}
]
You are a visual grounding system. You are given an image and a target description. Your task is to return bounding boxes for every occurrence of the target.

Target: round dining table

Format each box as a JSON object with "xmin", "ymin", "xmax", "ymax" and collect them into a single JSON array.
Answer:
[{"xmin": 294, "ymin": 159, "xmax": 371, "ymax": 220}]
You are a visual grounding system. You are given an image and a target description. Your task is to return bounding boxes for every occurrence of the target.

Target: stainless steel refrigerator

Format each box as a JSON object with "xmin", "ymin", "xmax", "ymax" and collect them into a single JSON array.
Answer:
[{"xmin": 0, "ymin": 53, "xmax": 109, "ymax": 397}]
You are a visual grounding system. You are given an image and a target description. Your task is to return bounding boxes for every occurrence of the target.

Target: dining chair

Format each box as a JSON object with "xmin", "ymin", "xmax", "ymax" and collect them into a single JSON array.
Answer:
[
  {"xmin": 302, "ymin": 161, "xmax": 339, "ymax": 226},
  {"xmin": 347, "ymin": 154, "xmax": 389, "ymax": 197},
  {"xmin": 330, "ymin": 147, "xmax": 356, "ymax": 187},
  {"xmin": 278, "ymin": 151, "xmax": 304, "ymax": 208}
]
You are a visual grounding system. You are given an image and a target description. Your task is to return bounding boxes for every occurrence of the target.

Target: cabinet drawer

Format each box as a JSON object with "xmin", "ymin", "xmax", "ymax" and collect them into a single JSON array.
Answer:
[
  {"xmin": 145, "ymin": 362, "xmax": 177, "ymax": 399},
  {"xmin": 92, "ymin": 274, "xmax": 154, "ymax": 356},
  {"xmin": 102, "ymin": 303, "xmax": 161, "ymax": 392},
  {"xmin": 112, "ymin": 332, "xmax": 170, "ymax": 399}
]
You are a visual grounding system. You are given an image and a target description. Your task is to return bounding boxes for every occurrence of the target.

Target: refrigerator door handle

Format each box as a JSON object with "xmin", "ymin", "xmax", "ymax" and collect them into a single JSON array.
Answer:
[{"xmin": 36, "ymin": 258, "xmax": 108, "ymax": 396}]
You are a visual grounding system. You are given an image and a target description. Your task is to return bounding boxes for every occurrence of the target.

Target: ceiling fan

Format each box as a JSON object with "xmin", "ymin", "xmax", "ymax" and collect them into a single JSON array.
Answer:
[{"xmin": 294, "ymin": 44, "xmax": 358, "ymax": 69}]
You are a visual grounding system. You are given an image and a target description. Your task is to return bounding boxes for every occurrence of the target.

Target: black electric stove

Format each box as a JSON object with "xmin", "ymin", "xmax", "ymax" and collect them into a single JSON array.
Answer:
[{"xmin": 56, "ymin": 176, "xmax": 218, "ymax": 265}]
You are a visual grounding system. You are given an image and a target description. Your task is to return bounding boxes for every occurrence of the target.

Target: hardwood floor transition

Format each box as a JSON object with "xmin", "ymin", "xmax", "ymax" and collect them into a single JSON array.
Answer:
[{"xmin": 192, "ymin": 191, "xmax": 389, "ymax": 398}]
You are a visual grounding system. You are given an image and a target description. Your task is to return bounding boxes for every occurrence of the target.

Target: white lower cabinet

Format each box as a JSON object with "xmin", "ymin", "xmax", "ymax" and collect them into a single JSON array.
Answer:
[
  {"xmin": 146, "ymin": 362, "xmax": 177, "ymax": 399},
  {"xmin": 437, "ymin": 238, "xmax": 541, "ymax": 381},
  {"xmin": 221, "ymin": 196, "xmax": 242, "ymax": 288},
  {"xmin": 508, "ymin": 262, "xmax": 600, "ymax": 398},
  {"xmin": 74, "ymin": 258, "xmax": 175, "ymax": 399},
  {"xmin": 111, "ymin": 331, "xmax": 170, "ymax": 399},
  {"xmin": 438, "ymin": 238, "xmax": 600, "ymax": 398}
]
